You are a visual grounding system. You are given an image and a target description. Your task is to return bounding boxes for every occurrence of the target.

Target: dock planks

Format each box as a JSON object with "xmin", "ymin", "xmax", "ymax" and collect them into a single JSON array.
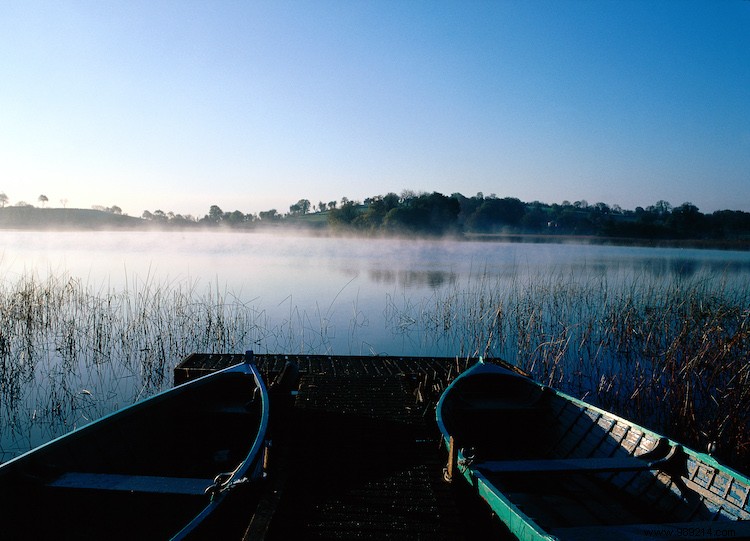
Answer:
[{"xmin": 174, "ymin": 354, "xmax": 510, "ymax": 540}]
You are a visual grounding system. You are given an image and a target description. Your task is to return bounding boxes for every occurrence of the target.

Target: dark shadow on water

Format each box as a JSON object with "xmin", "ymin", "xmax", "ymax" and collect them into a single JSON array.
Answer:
[{"xmin": 368, "ymin": 268, "xmax": 458, "ymax": 289}]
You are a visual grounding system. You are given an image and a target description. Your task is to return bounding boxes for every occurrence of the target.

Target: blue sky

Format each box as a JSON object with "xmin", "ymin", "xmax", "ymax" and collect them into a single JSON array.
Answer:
[{"xmin": 1, "ymin": 1, "xmax": 748, "ymax": 217}]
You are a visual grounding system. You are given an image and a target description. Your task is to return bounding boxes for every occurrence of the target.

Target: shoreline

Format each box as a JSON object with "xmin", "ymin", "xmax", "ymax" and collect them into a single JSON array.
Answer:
[
  {"xmin": 1, "ymin": 223, "xmax": 748, "ymax": 252},
  {"xmin": 1, "ymin": 206, "xmax": 748, "ymax": 251},
  {"xmin": 463, "ymin": 232, "xmax": 750, "ymax": 251}
]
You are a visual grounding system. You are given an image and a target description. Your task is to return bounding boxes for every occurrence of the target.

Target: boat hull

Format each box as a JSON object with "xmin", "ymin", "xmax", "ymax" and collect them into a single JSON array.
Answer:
[
  {"xmin": 0, "ymin": 359, "xmax": 269, "ymax": 540},
  {"xmin": 436, "ymin": 360, "xmax": 750, "ymax": 541}
]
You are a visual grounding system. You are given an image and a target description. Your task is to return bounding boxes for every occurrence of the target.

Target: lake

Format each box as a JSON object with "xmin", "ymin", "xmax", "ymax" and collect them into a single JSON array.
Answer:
[
  {"xmin": 4, "ymin": 230, "xmax": 749, "ymax": 354},
  {"xmin": 1, "ymin": 229, "xmax": 749, "ymax": 460}
]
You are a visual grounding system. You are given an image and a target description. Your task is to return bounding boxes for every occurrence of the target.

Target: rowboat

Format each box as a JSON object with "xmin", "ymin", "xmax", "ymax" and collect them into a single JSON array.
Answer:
[
  {"xmin": 0, "ymin": 352, "xmax": 269, "ymax": 540},
  {"xmin": 436, "ymin": 359, "xmax": 750, "ymax": 541}
]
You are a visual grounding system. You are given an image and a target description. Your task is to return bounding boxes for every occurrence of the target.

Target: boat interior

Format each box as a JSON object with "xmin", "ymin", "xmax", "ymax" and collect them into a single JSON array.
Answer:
[
  {"xmin": 440, "ymin": 367, "xmax": 750, "ymax": 540},
  {"xmin": 0, "ymin": 369, "xmax": 265, "ymax": 539}
]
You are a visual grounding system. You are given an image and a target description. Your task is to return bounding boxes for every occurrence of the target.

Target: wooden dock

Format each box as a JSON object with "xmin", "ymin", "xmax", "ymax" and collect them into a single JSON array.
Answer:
[{"xmin": 174, "ymin": 353, "xmax": 511, "ymax": 540}]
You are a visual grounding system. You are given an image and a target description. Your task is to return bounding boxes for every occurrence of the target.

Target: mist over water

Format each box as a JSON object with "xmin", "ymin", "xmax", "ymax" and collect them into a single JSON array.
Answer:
[
  {"xmin": 2, "ymin": 230, "xmax": 749, "ymax": 356},
  {"xmin": 1, "ymin": 229, "xmax": 749, "ymax": 459}
]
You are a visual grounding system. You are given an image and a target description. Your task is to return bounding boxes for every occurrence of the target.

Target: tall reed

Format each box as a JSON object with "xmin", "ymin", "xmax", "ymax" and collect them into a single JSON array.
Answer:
[
  {"xmin": 1, "ymin": 265, "xmax": 747, "ymax": 471},
  {"xmin": 386, "ymin": 267, "xmax": 750, "ymax": 470},
  {"xmin": 0, "ymin": 271, "xmax": 276, "ymax": 459}
]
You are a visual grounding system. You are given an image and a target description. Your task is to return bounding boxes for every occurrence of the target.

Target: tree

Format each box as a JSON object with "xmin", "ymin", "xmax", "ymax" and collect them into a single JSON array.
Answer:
[
  {"xmin": 225, "ymin": 210, "xmax": 246, "ymax": 225},
  {"xmin": 289, "ymin": 199, "xmax": 311, "ymax": 216},
  {"xmin": 170, "ymin": 214, "xmax": 190, "ymax": 224},
  {"xmin": 593, "ymin": 202, "xmax": 610, "ymax": 215},
  {"xmin": 400, "ymin": 190, "xmax": 418, "ymax": 204},
  {"xmin": 668, "ymin": 202, "xmax": 704, "ymax": 237},
  {"xmin": 207, "ymin": 205, "xmax": 223, "ymax": 223},
  {"xmin": 38, "ymin": 194, "xmax": 48, "ymax": 207},
  {"xmin": 259, "ymin": 209, "xmax": 279, "ymax": 221},
  {"xmin": 649, "ymin": 200, "xmax": 672, "ymax": 217},
  {"xmin": 454, "ymin": 193, "xmax": 482, "ymax": 226},
  {"xmin": 358, "ymin": 193, "xmax": 400, "ymax": 229},
  {"xmin": 520, "ymin": 206, "xmax": 548, "ymax": 231},
  {"xmin": 327, "ymin": 200, "xmax": 360, "ymax": 227},
  {"xmin": 383, "ymin": 192, "xmax": 459, "ymax": 235},
  {"xmin": 557, "ymin": 209, "xmax": 594, "ymax": 234},
  {"xmin": 464, "ymin": 197, "xmax": 526, "ymax": 232},
  {"xmin": 0, "ymin": 193, "xmax": 8, "ymax": 207}
]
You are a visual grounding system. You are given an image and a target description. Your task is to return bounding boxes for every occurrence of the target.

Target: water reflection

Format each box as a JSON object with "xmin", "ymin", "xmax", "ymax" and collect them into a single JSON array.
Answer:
[{"xmin": 368, "ymin": 269, "xmax": 457, "ymax": 289}]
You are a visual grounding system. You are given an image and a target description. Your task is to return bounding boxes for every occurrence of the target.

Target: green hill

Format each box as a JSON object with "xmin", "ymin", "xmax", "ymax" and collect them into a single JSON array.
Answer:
[{"xmin": 0, "ymin": 207, "xmax": 146, "ymax": 230}]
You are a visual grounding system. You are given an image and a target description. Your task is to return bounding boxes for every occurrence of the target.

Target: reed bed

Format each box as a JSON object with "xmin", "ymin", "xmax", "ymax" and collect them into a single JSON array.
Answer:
[
  {"xmin": 386, "ymin": 267, "xmax": 750, "ymax": 471},
  {"xmin": 0, "ymin": 271, "xmax": 278, "ymax": 460},
  {"xmin": 1, "ymin": 266, "xmax": 748, "ymax": 473}
]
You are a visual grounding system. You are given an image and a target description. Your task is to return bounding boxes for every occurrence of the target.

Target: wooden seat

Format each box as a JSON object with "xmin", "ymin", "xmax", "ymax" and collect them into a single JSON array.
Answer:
[
  {"xmin": 474, "ymin": 455, "xmax": 656, "ymax": 474},
  {"xmin": 48, "ymin": 472, "xmax": 213, "ymax": 495},
  {"xmin": 475, "ymin": 442, "xmax": 686, "ymax": 476}
]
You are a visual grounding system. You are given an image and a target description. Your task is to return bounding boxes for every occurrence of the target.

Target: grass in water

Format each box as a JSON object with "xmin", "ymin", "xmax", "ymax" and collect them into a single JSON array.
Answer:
[
  {"xmin": 0, "ymin": 271, "xmax": 272, "ymax": 459},
  {"xmin": 1, "ymin": 267, "xmax": 748, "ymax": 474},
  {"xmin": 386, "ymin": 267, "xmax": 750, "ymax": 471}
]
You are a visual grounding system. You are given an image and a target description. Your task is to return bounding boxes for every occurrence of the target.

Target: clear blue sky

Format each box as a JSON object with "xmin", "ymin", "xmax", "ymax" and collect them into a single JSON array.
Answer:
[{"xmin": 1, "ymin": 0, "xmax": 748, "ymax": 217}]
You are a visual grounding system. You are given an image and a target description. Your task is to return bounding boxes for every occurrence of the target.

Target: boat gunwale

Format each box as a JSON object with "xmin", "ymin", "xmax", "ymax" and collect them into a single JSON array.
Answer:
[
  {"xmin": 435, "ymin": 360, "xmax": 557, "ymax": 541},
  {"xmin": 435, "ymin": 359, "xmax": 750, "ymax": 540},
  {"xmin": 170, "ymin": 359, "xmax": 270, "ymax": 540},
  {"xmin": 438, "ymin": 360, "xmax": 750, "ymax": 486},
  {"xmin": 0, "ymin": 359, "xmax": 271, "ymax": 541},
  {"xmin": 0, "ymin": 360, "xmax": 263, "ymax": 469}
]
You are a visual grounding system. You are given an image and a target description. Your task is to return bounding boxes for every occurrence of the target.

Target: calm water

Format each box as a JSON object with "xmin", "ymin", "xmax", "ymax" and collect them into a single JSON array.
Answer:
[
  {"xmin": 4, "ymin": 230, "xmax": 749, "ymax": 352},
  {"xmin": 1, "ymin": 230, "xmax": 749, "ymax": 459}
]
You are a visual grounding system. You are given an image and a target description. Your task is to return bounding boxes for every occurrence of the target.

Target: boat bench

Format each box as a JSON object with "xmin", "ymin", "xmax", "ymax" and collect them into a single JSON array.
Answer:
[
  {"xmin": 550, "ymin": 519, "xmax": 750, "ymax": 541},
  {"xmin": 48, "ymin": 472, "xmax": 213, "ymax": 495},
  {"xmin": 461, "ymin": 399, "xmax": 542, "ymax": 412},
  {"xmin": 474, "ymin": 455, "xmax": 658, "ymax": 474}
]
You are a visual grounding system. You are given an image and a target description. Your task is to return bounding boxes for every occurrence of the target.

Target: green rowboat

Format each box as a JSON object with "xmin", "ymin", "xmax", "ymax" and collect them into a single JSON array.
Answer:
[
  {"xmin": 436, "ymin": 359, "xmax": 750, "ymax": 541},
  {"xmin": 0, "ymin": 353, "xmax": 270, "ymax": 540}
]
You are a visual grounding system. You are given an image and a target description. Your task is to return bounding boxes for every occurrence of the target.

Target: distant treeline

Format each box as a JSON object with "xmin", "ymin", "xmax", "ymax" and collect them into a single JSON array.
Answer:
[
  {"xmin": 2, "ymin": 191, "xmax": 749, "ymax": 245},
  {"xmin": 144, "ymin": 192, "xmax": 750, "ymax": 244},
  {"xmin": 326, "ymin": 192, "xmax": 750, "ymax": 242}
]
